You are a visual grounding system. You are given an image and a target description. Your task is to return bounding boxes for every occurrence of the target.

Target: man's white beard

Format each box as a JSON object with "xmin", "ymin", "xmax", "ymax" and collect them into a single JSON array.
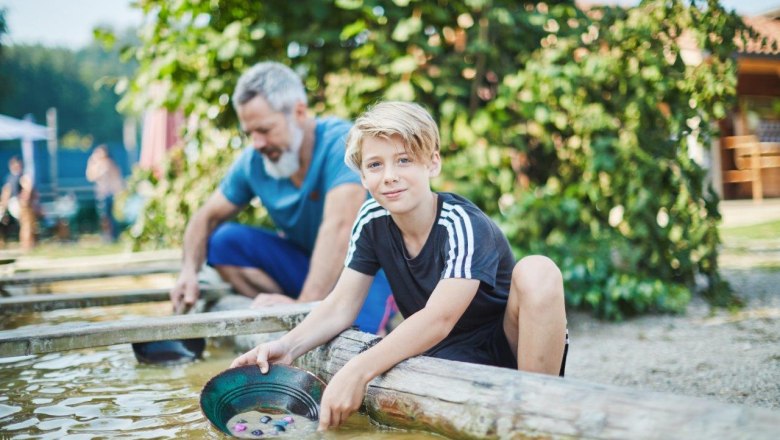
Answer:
[{"xmin": 263, "ymin": 118, "xmax": 304, "ymax": 179}]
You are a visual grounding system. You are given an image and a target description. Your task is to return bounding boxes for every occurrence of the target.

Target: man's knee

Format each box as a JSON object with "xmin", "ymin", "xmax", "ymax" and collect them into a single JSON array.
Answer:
[
  {"xmin": 512, "ymin": 255, "xmax": 563, "ymax": 308},
  {"xmin": 208, "ymin": 223, "xmax": 243, "ymax": 250}
]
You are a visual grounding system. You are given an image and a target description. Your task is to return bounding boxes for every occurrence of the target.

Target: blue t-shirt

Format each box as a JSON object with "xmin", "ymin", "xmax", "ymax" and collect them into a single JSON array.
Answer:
[{"xmin": 219, "ymin": 117, "xmax": 360, "ymax": 253}]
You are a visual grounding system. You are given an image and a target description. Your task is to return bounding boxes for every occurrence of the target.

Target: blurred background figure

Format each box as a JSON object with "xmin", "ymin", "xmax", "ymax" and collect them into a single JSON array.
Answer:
[
  {"xmin": 0, "ymin": 156, "xmax": 37, "ymax": 251},
  {"xmin": 86, "ymin": 145, "xmax": 124, "ymax": 242}
]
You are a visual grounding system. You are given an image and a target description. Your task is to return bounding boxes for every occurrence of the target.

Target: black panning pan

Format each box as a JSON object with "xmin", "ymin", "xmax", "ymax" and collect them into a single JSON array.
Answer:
[
  {"xmin": 132, "ymin": 338, "xmax": 206, "ymax": 364},
  {"xmin": 200, "ymin": 364, "xmax": 326, "ymax": 436}
]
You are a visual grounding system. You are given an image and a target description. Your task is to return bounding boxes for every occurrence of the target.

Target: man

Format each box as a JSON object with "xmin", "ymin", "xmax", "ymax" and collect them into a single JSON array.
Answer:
[
  {"xmin": 169, "ymin": 62, "xmax": 393, "ymax": 334},
  {"xmin": 86, "ymin": 145, "xmax": 124, "ymax": 242}
]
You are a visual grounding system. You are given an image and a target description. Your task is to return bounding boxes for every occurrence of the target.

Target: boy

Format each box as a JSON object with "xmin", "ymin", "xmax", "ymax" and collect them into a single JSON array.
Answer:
[{"xmin": 231, "ymin": 102, "xmax": 568, "ymax": 430}]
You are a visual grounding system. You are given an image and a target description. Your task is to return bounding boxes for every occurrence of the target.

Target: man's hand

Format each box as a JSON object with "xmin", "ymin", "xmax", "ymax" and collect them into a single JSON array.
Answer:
[
  {"xmin": 250, "ymin": 293, "xmax": 296, "ymax": 308},
  {"xmin": 169, "ymin": 271, "xmax": 200, "ymax": 314},
  {"xmin": 230, "ymin": 340, "xmax": 294, "ymax": 373},
  {"xmin": 317, "ymin": 362, "xmax": 370, "ymax": 431}
]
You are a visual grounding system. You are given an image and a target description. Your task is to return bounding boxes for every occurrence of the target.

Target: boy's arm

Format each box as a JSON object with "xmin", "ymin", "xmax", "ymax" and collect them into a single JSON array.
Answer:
[
  {"xmin": 231, "ymin": 267, "xmax": 374, "ymax": 370},
  {"xmin": 318, "ymin": 277, "xmax": 480, "ymax": 430}
]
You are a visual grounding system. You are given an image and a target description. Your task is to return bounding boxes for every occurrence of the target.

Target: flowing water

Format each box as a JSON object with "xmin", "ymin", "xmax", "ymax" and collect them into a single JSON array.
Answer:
[{"xmin": 0, "ymin": 303, "xmax": 442, "ymax": 439}]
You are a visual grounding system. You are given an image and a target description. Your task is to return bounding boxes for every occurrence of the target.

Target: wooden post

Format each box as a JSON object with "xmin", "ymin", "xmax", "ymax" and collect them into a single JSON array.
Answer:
[
  {"xmin": 46, "ymin": 107, "xmax": 58, "ymax": 197},
  {"xmin": 297, "ymin": 330, "xmax": 780, "ymax": 440},
  {"xmin": 0, "ymin": 303, "xmax": 314, "ymax": 357}
]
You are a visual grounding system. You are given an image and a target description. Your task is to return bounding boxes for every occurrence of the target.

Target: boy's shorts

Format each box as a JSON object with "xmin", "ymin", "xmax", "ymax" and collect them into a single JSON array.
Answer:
[
  {"xmin": 206, "ymin": 223, "xmax": 395, "ymax": 334},
  {"xmin": 426, "ymin": 321, "xmax": 569, "ymax": 377}
]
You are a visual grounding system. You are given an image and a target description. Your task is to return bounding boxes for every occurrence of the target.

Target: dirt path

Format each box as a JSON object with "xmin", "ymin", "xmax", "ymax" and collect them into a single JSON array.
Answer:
[{"xmin": 566, "ymin": 259, "xmax": 780, "ymax": 409}]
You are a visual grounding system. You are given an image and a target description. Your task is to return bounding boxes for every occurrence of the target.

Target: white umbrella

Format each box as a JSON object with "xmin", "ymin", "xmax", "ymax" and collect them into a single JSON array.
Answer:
[{"xmin": 0, "ymin": 114, "xmax": 48, "ymax": 141}]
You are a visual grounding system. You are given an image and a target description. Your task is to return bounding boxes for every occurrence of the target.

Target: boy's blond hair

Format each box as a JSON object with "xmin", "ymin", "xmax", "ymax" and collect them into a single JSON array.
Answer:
[{"xmin": 345, "ymin": 101, "xmax": 440, "ymax": 171}]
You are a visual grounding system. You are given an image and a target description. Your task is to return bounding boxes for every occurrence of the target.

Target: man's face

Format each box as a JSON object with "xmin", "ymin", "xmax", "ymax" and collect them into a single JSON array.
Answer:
[{"xmin": 237, "ymin": 96, "xmax": 303, "ymax": 179}]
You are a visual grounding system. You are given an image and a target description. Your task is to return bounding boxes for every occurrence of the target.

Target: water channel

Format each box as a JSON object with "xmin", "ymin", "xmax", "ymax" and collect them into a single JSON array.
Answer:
[{"xmin": 0, "ymin": 290, "xmax": 443, "ymax": 439}]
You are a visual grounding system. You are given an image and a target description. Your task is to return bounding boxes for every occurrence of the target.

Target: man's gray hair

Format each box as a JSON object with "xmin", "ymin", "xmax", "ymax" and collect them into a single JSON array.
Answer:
[{"xmin": 232, "ymin": 61, "xmax": 307, "ymax": 113}]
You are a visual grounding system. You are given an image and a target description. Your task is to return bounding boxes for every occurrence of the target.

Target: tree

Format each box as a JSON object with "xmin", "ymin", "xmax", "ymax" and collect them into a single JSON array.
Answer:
[
  {"xmin": 121, "ymin": 0, "xmax": 753, "ymax": 319},
  {"xmin": 0, "ymin": 31, "xmax": 136, "ymax": 148}
]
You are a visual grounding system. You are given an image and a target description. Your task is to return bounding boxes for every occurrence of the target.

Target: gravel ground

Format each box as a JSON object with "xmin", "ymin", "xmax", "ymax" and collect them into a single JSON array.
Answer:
[{"xmin": 566, "ymin": 263, "xmax": 780, "ymax": 410}]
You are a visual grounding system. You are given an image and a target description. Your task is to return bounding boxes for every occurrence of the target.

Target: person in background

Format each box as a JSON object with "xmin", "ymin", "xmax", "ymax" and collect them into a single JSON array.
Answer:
[
  {"xmin": 168, "ymin": 61, "xmax": 394, "ymax": 334},
  {"xmin": 0, "ymin": 156, "xmax": 37, "ymax": 251},
  {"xmin": 231, "ymin": 102, "xmax": 568, "ymax": 431},
  {"xmin": 86, "ymin": 145, "xmax": 124, "ymax": 242}
]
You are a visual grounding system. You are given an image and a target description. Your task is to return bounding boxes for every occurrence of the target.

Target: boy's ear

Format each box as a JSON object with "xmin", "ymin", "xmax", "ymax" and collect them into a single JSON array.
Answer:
[{"xmin": 428, "ymin": 151, "xmax": 442, "ymax": 177}]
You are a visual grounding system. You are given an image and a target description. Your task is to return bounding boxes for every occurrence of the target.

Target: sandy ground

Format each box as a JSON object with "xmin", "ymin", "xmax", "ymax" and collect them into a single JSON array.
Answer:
[{"xmin": 566, "ymin": 249, "xmax": 780, "ymax": 410}]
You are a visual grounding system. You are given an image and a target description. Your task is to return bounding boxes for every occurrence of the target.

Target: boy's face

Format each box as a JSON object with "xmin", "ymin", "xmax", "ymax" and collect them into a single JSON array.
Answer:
[{"xmin": 359, "ymin": 134, "xmax": 440, "ymax": 214}]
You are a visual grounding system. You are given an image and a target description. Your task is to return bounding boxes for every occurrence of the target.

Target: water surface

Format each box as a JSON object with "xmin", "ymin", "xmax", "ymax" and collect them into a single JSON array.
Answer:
[{"xmin": 0, "ymin": 304, "xmax": 442, "ymax": 439}]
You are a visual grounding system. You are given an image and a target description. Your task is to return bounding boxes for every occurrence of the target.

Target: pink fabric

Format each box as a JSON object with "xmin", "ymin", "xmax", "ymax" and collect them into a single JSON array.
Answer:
[
  {"xmin": 139, "ymin": 109, "xmax": 184, "ymax": 176},
  {"xmin": 377, "ymin": 294, "xmax": 398, "ymax": 334}
]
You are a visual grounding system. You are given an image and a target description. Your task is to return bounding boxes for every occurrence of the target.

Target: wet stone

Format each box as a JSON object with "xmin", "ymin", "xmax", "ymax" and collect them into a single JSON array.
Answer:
[{"xmin": 226, "ymin": 410, "xmax": 316, "ymax": 438}]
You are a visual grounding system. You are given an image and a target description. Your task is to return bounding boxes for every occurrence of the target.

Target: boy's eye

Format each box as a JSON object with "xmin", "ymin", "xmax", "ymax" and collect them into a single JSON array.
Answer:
[
  {"xmin": 365, "ymin": 161, "xmax": 381, "ymax": 170},
  {"xmin": 398, "ymin": 157, "xmax": 412, "ymax": 164}
]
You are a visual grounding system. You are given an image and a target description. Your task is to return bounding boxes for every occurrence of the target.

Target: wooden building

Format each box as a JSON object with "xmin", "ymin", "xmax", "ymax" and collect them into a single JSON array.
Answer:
[{"xmin": 714, "ymin": 9, "xmax": 780, "ymax": 202}]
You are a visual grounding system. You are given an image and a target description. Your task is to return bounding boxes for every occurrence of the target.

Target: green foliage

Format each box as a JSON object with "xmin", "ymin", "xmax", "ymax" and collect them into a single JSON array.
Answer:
[
  {"xmin": 121, "ymin": 0, "xmax": 751, "ymax": 319},
  {"xmin": 482, "ymin": 0, "xmax": 748, "ymax": 318}
]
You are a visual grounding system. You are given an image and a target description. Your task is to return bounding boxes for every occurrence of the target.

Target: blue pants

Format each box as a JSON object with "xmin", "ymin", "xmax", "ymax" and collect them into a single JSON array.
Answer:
[{"xmin": 207, "ymin": 223, "xmax": 394, "ymax": 334}]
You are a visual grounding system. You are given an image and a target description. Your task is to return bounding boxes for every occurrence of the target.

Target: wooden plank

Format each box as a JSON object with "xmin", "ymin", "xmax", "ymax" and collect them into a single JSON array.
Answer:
[
  {"xmin": 297, "ymin": 330, "xmax": 780, "ymax": 440},
  {"xmin": 0, "ymin": 303, "xmax": 314, "ymax": 357},
  {"xmin": 0, "ymin": 264, "xmax": 180, "ymax": 287},
  {"xmin": 10, "ymin": 249, "xmax": 180, "ymax": 273},
  {"xmin": 0, "ymin": 285, "xmax": 233, "ymax": 313}
]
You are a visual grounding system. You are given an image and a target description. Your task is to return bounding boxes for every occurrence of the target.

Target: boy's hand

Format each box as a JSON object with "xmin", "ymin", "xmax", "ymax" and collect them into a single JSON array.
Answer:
[
  {"xmin": 317, "ymin": 364, "xmax": 370, "ymax": 431},
  {"xmin": 229, "ymin": 340, "xmax": 293, "ymax": 373}
]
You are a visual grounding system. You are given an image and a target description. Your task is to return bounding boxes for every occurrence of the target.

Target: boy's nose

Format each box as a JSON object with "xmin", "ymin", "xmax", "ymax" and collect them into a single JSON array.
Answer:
[{"xmin": 383, "ymin": 168, "xmax": 399, "ymax": 183}]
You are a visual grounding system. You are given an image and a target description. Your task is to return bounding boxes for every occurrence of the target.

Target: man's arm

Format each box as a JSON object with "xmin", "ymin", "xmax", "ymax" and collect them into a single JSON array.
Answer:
[
  {"xmin": 317, "ymin": 277, "xmax": 481, "ymax": 430},
  {"xmin": 296, "ymin": 183, "xmax": 366, "ymax": 302},
  {"xmin": 170, "ymin": 191, "xmax": 242, "ymax": 313}
]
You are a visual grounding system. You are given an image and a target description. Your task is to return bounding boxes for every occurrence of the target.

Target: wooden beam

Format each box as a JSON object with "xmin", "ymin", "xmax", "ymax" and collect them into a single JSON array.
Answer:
[
  {"xmin": 0, "ymin": 264, "xmax": 180, "ymax": 287},
  {"xmin": 297, "ymin": 330, "xmax": 780, "ymax": 440},
  {"xmin": 10, "ymin": 249, "xmax": 180, "ymax": 273},
  {"xmin": 0, "ymin": 285, "xmax": 232, "ymax": 313},
  {"xmin": 0, "ymin": 303, "xmax": 314, "ymax": 357}
]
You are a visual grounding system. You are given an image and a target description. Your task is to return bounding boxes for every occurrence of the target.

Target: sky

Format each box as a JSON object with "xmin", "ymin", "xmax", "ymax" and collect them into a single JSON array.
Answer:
[
  {"xmin": 1, "ymin": 0, "xmax": 142, "ymax": 49},
  {"xmin": 0, "ymin": 0, "xmax": 778, "ymax": 50}
]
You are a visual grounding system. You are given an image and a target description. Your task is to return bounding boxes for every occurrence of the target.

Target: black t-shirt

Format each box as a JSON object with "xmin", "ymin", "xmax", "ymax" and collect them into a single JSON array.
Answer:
[{"xmin": 346, "ymin": 192, "xmax": 516, "ymax": 341}]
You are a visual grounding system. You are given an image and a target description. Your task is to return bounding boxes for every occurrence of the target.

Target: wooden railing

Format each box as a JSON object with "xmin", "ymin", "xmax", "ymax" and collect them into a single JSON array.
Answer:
[{"xmin": 722, "ymin": 135, "xmax": 780, "ymax": 203}]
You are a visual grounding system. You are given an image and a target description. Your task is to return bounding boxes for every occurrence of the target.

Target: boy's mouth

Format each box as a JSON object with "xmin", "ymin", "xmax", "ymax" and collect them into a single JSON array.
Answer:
[{"xmin": 382, "ymin": 189, "xmax": 406, "ymax": 199}]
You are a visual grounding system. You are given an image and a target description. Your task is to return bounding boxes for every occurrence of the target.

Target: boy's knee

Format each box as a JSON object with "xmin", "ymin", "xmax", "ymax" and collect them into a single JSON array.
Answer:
[{"xmin": 512, "ymin": 255, "xmax": 563, "ymax": 306}]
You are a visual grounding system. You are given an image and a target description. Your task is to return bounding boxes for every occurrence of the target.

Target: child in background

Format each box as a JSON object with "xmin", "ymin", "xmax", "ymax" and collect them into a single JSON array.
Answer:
[{"xmin": 231, "ymin": 101, "xmax": 568, "ymax": 430}]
